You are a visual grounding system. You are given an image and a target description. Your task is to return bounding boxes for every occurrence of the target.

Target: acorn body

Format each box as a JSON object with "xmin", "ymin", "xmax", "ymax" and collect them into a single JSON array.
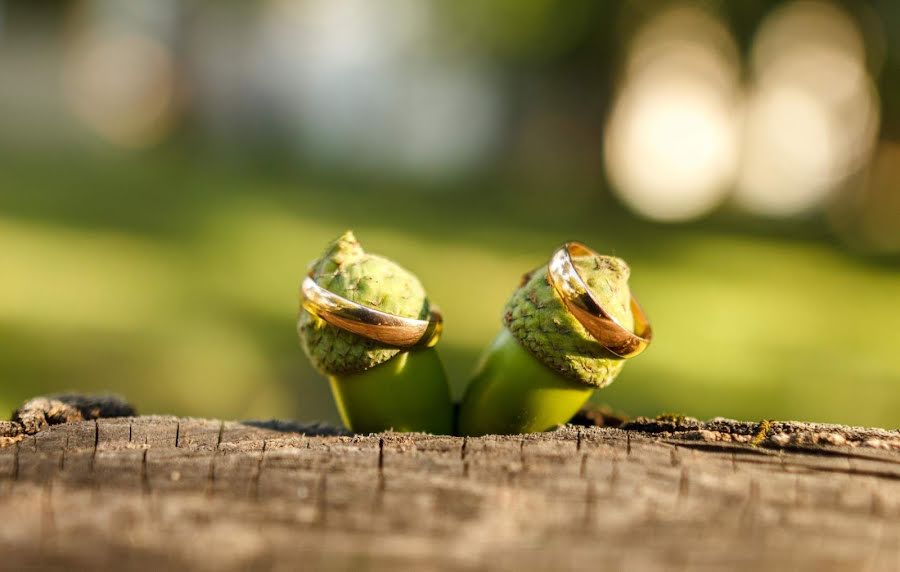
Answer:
[
  {"xmin": 328, "ymin": 348, "xmax": 453, "ymax": 434},
  {"xmin": 458, "ymin": 329, "xmax": 593, "ymax": 437},
  {"xmin": 458, "ymin": 249, "xmax": 636, "ymax": 436},
  {"xmin": 299, "ymin": 232, "xmax": 454, "ymax": 434}
]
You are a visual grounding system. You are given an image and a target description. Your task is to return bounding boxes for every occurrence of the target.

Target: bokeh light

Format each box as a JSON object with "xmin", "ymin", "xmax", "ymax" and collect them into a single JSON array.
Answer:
[
  {"xmin": 734, "ymin": 0, "xmax": 880, "ymax": 216},
  {"xmin": 737, "ymin": 84, "xmax": 837, "ymax": 216},
  {"xmin": 604, "ymin": 6, "xmax": 741, "ymax": 222},
  {"xmin": 63, "ymin": 1, "xmax": 179, "ymax": 148},
  {"xmin": 64, "ymin": 33, "xmax": 177, "ymax": 148}
]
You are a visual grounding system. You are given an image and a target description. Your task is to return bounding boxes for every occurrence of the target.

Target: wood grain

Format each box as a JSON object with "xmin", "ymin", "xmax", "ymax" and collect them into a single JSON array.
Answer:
[{"xmin": 0, "ymin": 412, "xmax": 898, "ymax": 571}]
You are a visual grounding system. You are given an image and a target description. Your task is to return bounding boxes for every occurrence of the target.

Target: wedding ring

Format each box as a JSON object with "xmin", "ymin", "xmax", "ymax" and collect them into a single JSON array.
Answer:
[
  {"xmin": 301, "ymin": 275, "xmax": 443, "ymax": 348},
  {"xmin": 547, "ymin": 242, "xmax": 652, "ymax": 358}
]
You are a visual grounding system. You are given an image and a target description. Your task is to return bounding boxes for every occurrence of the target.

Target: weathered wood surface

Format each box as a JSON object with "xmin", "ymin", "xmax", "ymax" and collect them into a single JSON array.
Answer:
[{"xmin": 1, "ymin": 411, "xmax": 899, "ymax": 571}]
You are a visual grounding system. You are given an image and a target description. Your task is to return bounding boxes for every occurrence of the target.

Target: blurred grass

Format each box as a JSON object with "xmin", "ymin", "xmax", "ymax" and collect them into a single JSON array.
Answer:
[{"xmin": 0, "ymin": 150, "xmax": 898, "ymax": 427}]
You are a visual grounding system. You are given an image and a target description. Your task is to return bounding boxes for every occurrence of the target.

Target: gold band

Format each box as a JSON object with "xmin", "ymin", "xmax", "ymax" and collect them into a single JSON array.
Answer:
[
  {"xmin": 547, "ymin": 242, "xmax": 652, "ymax": 358},
  {"xmin": 300, "ymin": 275, "xmax": 443, "ymax": 349}
]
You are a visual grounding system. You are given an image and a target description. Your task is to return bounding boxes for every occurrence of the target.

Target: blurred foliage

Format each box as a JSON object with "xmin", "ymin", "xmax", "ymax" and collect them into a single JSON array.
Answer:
[{"xmin": 1, "ymin": 149, "xmax": 898, "ymax": 427}]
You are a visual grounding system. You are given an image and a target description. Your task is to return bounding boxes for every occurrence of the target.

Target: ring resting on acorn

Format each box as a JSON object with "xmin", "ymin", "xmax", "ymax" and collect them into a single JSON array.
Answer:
[
  {"xmin": 301, "ymin": 274, "xmax": 443, "ymax": 349},
  {"xmin": 457, "ymin": 242, "xmax": 650, "ymax": 436},
  {"xmin": 547, "ymin": 241, "xmax": 652, "ymax": 358},
  {"xmin": 297, "ymin": 231, "xmax": 453, "ymax": 435}
]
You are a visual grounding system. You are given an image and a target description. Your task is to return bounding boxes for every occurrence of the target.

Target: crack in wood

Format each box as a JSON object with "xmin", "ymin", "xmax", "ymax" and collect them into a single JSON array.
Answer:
[
  {"xmin": 216, "ymin": 421, "xmax": 224, "ymax": 451},
  {"xmin": 314, "ymin": 473, "xmax": 327, "ymax": 527},
  {"xmin": 583, "ymin": 481, "xmax": 596, "ymax": 529},
  {"xmin": 373, "ymin": 438, "xmax": 386, "ymax": 510},
  {"xmin": 869, "ymin": 490, "xmax": 886, "ymax": 517},
  {"xmin": 252, "ymin": 439, "xmax": 267, "ymax": 502},
  {"xmin": 739, "ymin": 455, "xmax": 900, "ymax": 482},
  {"xmin": 61, "ymin": 426, "xmax": 70, "ymax": 472},
  {"xmin": 13, "ymin": 441, "xmax": 20, "ymax": 482},
  {"xmin": 377, "ymin": 437, "xmax": 384, "ymax": 472},
  {"xmin": 664, "ymin": 441, "xmax": 777, "ymax": 458},
  {"xmin": 669, "ymin": 438, "xmax": 900, "ymax": 465},
  {"xmin": 781, "ymin": 444, "xmax": 900, "ymax": 464},
  {"xmin": 677, "ymin": 467, "xmax": 689, "ymax": 501},
  {"xmin": 609, "ymin": 459, "xmax": 619, "ymax": 492},
  {"xmin": 89, "ymin": 420, "xmax": 98, "ymax": 473},
  {"xmin": 141, "ymin": 449, "xmax": 150, "ymax": 495},
  {"xmin": 206, "ymin": 453, "xmax": 216, "ymax": 497},
  {"xmin": 794, "ymin": 476, "xmax": 805, "ymax": 508}
]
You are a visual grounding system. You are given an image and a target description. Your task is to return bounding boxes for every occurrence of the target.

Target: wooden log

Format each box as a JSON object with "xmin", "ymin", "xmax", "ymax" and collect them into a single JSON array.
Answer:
[{"xmin": 0, "ymin": 399, "xmax": 898, "ymax": 571}]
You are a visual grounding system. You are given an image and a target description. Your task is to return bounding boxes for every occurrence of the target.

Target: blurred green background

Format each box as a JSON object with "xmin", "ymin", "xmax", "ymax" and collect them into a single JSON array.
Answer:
[{"xmin": 1, "ymin": 0, "xmax": 898, "ymax": 427}]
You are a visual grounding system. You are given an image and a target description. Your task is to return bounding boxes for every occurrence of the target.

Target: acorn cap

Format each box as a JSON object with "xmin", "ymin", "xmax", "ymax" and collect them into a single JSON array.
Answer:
[
  {"xmin": 503, "ymin": 251, "xmax": 635, "ymax": 388},
  {"xmin": 298, "ymin": 231, "xmax": 431, "ymax": 375}
]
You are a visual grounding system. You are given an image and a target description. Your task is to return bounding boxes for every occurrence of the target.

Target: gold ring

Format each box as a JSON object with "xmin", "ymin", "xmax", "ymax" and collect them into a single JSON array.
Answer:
[
  {"xmin": 300, "ymin": 275, "xmax": 443, "ymax": 348},
  {"xmin": 547, "ymin": 242, "xmax": 652, "ymax": 358}
]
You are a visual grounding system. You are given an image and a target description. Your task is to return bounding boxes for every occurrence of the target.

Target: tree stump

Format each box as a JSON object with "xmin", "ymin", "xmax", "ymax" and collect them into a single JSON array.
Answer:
[{"xmin": 0, "ymin": 397, "xmax": 898, "ymax": 571}]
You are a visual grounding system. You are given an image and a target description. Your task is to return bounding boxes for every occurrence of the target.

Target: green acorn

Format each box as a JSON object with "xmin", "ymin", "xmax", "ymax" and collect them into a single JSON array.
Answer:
[
  {"xmin": 458, "ymin": 247, "xmax": 638, "ymax": 436},
  {"xmin": 298, "ymin": 231, "xmax": 454, "ymax": 434}
]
